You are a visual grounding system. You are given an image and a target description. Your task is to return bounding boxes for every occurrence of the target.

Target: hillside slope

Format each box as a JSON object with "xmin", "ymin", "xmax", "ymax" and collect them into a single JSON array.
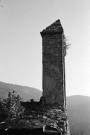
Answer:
[
  {"xmin": 67, "ymin": 95, "xmax": 90, "ymax": 135},
  {"xmin": 0, "ymin": 81, "xmax": 42, "ymax": 101}
]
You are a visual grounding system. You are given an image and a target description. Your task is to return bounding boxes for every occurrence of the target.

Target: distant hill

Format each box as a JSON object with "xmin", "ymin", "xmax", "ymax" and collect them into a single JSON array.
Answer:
[
  {"xmin": 67, "ymin": 95, "xmax": 90, "ymax": 135},
  {"xmin": 0, "ymin": 81, "xmax": 42, "ymax": 101},
  {"xmin": 0, "ymin": 82, "xmax": 90, "ymax": 135}
]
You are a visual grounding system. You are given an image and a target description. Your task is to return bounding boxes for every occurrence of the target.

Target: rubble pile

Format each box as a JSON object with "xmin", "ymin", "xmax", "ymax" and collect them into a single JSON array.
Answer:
[{"xmin": 43, "ymin": 105, "xmax": 67, "ymax": 134}]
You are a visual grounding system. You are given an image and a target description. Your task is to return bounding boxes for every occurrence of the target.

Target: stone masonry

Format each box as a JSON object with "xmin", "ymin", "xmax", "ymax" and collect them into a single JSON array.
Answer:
[
  {"xmin": 41, "ymin": 19, "xmax": 65, "ymax": 106},
  {"xmin": 40, "ymin": 20, "xmax": 69, "ymax": 134}
]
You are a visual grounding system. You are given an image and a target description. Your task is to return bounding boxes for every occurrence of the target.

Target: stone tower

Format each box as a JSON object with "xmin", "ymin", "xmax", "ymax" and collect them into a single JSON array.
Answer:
[{"xmin": 41, "ymin": 19, "xmax": 66, "ymax": 107}]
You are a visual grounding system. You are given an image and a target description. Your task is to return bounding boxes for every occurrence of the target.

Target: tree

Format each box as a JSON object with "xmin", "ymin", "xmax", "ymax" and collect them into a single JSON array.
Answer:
[{"xmin": 1, "ymin": 91, "xmax": 25, "ymax": 121}]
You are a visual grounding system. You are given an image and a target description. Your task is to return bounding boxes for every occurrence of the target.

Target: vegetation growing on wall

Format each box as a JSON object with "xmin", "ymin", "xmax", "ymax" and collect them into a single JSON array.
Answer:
[{"xmin": 62, "ymin": 34, "xmax": 70, "ymax": 57}]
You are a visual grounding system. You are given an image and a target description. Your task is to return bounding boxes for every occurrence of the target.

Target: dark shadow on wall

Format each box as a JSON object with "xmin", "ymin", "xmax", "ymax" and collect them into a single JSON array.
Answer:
[{"xmin": 0, "ymin": 128, "xmax": 62, "ymax": 135}]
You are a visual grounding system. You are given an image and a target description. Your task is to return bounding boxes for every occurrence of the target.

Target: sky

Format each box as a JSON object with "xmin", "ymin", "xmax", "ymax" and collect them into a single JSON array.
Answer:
[{"xmin": 0, "ymin": 0, "xmax": 90, "ymax": 96}]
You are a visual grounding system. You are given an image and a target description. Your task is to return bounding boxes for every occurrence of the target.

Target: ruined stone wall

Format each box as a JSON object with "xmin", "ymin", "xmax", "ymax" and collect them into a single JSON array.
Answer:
[
  {"xmin": 41, "ymin": 20, "xmax": 64, "ymax": 106},
  {"xmin": 0, "ymin": 20, "xmax": 70, "ymax": 135},
  {"xmin": 40, "ymin": 20, "xmax": 70, "ymax": 134}
]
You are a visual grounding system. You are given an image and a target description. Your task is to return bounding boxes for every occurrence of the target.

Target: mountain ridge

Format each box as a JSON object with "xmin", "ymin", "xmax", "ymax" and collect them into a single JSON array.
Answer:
[
  {"xmin": 0, "ymin": 81, "xmax": 42, "ymax": 101},
  {"xmin": 0, "ymin": 81, "xmax": 90, "ymax": 134},
  {"xmin": 67, "ymin": 95, "xmax": 90, "ymax": 135}
]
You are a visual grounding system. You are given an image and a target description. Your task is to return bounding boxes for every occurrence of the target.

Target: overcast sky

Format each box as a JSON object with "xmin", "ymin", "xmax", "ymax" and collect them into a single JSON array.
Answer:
[{"xmin": 0, "ymin": 0, "xmax": 90, "ymax": 96}]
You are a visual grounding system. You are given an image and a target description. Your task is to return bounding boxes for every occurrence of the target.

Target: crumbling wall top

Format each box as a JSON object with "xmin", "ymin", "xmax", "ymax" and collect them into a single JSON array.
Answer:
[{"xmin": 40, "ymin": 19, "xmax": 63, "ymax": 36}]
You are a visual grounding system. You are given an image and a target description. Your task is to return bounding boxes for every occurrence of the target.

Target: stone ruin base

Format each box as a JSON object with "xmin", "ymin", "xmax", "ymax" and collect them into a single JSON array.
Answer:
[
  {"xmin": 43, "ymin": 104, "xmax": 67, "ymax": 135},
  {"xmin": 0, "ymin": 99, "xmax": 70, "ymax": 135}
]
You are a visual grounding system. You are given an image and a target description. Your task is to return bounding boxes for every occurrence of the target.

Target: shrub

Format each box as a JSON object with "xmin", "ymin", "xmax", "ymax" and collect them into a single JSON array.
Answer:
[{"xmin": 1, "ymin": 91, "xmax": 25, "ymax": 121}]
